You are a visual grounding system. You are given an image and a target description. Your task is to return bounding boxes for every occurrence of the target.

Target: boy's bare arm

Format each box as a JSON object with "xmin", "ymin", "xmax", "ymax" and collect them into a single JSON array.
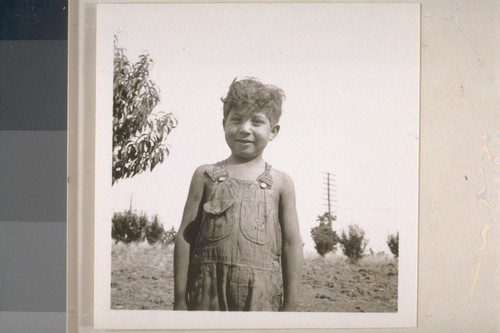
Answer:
[
  {"xmin": 278, "ymin": 173, "xmax": 303, "ymax": 311},
  {"xmin": 173, "ymin": 166, "xmax": 206, "ymax": 310}
]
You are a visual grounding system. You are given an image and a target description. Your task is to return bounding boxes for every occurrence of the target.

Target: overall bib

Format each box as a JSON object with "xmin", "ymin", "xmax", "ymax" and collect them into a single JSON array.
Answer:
[{"xmin": 187, "ymin": 161, "xmax": 283, "ymax": 311}]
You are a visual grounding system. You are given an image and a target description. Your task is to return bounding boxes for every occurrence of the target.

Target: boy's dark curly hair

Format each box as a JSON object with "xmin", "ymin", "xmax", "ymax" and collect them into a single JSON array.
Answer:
[{"xmin": 221, "ymin": 78, "xmax": 285, "ymax": 125}]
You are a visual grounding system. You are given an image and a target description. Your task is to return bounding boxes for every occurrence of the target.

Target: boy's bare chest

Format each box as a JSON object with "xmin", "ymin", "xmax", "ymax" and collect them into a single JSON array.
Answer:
[
  {"xmin": 225, "ymin": 165, "xmax": 265, "ymax": 180},
  {"xmin": 203, "ymin": 179, "xmax": 280, "ymax": 212}
]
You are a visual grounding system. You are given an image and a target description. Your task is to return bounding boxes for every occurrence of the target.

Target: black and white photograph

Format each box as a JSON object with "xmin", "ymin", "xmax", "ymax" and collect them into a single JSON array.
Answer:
[{"xmin": 93, "ymin": 3, "xmax": 419, "ymax": 329}]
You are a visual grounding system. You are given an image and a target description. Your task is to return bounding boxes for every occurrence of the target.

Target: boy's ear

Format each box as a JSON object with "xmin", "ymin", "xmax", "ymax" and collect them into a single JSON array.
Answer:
[{"xmin": 269, "ymin": 124, "xmax": 280, "ymax": 141}]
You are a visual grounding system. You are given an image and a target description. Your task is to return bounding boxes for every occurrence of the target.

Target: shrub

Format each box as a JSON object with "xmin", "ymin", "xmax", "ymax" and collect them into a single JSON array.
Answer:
[
  {"xmin": 161, "ymin": 226, "xmax": 177, "ymax": 247},
  {"xmin": 112, "ymin": 210, "xmax": 176, "ymax": 246},
  {"xmin": 339, "ymin": 224, "xmax": 368, "ymax": 264},
  {"xmin": 310, "ymin": 212, "xmax": 339, "ymax": 257},
  {"xmin": 112, "ymin": 210, "xmax": 148, "ymax": 244},
  {"xmin": 387, "ymin": 232, "xmax": 399, "ymax": 258},
  {"xmin": 145, "ymin": 215, "xmax": 165, "ymax": 245}
]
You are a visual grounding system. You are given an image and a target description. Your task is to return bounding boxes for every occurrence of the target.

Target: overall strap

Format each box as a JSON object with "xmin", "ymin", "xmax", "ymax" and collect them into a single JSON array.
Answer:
[
  {"xmin": 205, "ymin": 160, "xmax": 229, "ymax": 182},
  {"xmin": 257, "ymin": 163, "xmax": 274, "ymax": 189}
]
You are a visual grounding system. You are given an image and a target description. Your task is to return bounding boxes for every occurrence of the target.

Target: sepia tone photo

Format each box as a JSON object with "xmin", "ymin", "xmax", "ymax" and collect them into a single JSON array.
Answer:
[{"xmin": 93, "ymin": 3, "xmax": 419, "ymax": 329}]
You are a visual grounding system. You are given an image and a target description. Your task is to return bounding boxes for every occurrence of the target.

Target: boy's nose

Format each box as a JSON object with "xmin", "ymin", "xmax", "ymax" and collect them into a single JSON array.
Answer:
[{"xmin": 238, "ymin": 121, "xmax": 251, "ymax": 133}]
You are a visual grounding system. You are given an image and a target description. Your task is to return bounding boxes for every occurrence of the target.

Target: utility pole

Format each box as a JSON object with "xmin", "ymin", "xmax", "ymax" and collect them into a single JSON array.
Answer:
[{"xmin": 322, "ymin": 172, "xmax": 337, "ymax": 228}]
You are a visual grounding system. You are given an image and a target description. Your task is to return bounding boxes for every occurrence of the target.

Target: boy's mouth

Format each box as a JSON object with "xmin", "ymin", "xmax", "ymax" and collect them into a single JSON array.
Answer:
[{"xmin": 235, "ymin": 139, "xmax": 253, "ymax": 144}]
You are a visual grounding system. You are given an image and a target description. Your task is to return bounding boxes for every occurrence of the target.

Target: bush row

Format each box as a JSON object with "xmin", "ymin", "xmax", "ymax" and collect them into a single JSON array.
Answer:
[
  {"xmin": 112, "ymin": 210, "xmax": 176, "ymax": 247},
  {"xmin": 311, "ymin": 212, "xmax": 399, "ymax": 262}
]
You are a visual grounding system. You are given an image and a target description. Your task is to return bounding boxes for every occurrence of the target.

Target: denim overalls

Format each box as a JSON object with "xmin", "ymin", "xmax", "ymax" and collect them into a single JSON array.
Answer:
[{"xmin": 187, "ymin": 161, "xmax": 283, "ymax": 311}]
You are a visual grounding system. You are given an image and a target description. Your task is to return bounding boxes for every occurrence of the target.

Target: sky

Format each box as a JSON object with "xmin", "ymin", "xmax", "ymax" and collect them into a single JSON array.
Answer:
[{"xmin": 96, "ymin": 3, "xmax": 419, "ymax": 254}]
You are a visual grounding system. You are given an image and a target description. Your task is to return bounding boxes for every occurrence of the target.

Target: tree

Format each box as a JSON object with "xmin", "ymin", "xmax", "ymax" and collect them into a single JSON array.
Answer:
[
  {"xmin": 310, "ymin": 212, "xmax": 339, "ymax": 257},
  {"xmin": 145, "ymin": 215, "xmax": 165, "ymax": 245},
  {"xmin": 113, "ymin": 36, "xmax": 177, "ymax": 184},
  {"xmin": 111, "ymin": 210, "xmax": 148, "ymax": 244},
  {"xmin": 387, "ymin": 232, "xmax": 399, "ymax": 259},
  {"xmin": 339, "ymin": 224, "xmax": 368, "ymax": 264},
  {"xmin": 112, "ymin": 209, "xmax": 176, "ymax": 247}
]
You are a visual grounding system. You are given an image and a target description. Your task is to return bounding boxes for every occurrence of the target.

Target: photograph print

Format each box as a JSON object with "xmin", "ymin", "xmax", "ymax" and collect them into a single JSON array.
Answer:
[{"xmin": 94, "ymin": 3, "xmax": 419, "ymax": 330}]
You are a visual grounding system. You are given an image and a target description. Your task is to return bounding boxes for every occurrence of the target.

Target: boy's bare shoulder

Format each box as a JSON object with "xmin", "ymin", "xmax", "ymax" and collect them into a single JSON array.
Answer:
[
  {"xmin": 270, "ymin": 167, "xmax": 295, "ymax": 192},
  {"xmin": 194, "ymin": 164, "xmax": 213, "ymax": 175},
  {"xmin": 191, "ymin": 164, "xmax": 214, "ymax": 180}
]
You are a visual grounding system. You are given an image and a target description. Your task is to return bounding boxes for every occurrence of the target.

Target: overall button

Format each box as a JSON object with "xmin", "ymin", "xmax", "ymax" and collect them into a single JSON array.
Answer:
[
  {"xmin": 260, "ymin": 182, "xmax": 268, "ymax": 189},
  {"xmin": 218, "ymin": 176, "xmax": 226, "ymax": 181}
]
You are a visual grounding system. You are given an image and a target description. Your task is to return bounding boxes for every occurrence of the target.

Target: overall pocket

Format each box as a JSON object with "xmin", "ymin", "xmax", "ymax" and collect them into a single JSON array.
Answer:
[
  {"xmin": 200, "ymin": 199, "xmax": 235, "ymax": 241},
  {"xmin": 240, "ymin": 201, "xmax": 274, "ymax": 245}
]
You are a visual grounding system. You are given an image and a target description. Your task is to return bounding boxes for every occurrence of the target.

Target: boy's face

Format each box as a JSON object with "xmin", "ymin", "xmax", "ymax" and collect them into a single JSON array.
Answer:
[{"xmin": 223, "ymin": 107, "xmax": 280, "ymax": 162}]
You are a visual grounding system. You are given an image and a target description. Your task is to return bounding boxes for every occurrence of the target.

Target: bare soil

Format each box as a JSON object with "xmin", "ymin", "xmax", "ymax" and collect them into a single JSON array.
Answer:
[
  {"xmin": 299, "ymin": 253, "xmax": 398, "ymax": 312},
  {"xmin": 111, "ymin": 242, "xmax": 174, "ymax": 310},
  {"xmin": 111, "ymin": 243, "xmax": 397, "ymax": 312}
]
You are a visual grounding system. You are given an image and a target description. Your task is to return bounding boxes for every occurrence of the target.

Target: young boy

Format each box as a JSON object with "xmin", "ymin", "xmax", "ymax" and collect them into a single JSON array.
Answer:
[{"xmin": 174, "ymin": 78, "xmax": 303, "ymax": 311}]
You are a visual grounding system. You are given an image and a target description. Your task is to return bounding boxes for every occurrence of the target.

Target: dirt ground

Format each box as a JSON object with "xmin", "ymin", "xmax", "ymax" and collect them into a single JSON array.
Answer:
[
  {"xmin": 111, "ymin": 243, "xmax": 397, "ymax": 312},
  {"xmin": 111, "ymin": 242, "xmax": 175, "ymax": 310},
  {"xmin": 299, "ymin": 253, "xmax": 398, "ymax": 312}
]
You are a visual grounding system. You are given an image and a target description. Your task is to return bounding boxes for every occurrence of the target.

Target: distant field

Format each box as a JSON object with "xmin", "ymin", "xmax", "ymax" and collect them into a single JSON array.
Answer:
[{"xmin": 111, "ymin": 243, "xmax": 397, "ymax": 312}]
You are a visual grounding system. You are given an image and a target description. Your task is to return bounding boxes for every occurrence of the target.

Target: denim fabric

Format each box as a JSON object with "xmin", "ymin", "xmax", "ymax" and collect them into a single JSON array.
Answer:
[{"xmin": 187, "ymin": 161, "xmax": 283, "ymax": 311}]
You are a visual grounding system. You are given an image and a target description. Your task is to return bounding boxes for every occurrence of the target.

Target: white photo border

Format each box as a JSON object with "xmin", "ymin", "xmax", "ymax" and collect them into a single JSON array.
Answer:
[{"xmin": 92, "ymin": 2, "xmax": 419, "ymax": 329}]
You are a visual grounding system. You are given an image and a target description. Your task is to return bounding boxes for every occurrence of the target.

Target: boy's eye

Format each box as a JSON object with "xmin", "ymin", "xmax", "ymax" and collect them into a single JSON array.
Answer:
[{"xmin": 252, "ymin": 117, "xmax": 267, "ymax": 125}]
